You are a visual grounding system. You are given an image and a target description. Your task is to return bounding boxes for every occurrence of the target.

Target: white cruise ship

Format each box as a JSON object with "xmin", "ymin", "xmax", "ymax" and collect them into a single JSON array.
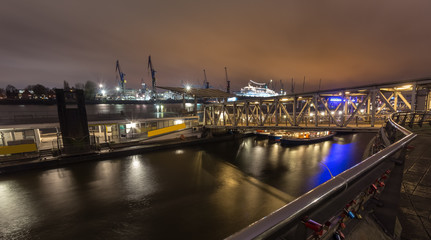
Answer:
[{"xmin": 236, "ymin": 80, "xmax": 279, "ymax": 97}]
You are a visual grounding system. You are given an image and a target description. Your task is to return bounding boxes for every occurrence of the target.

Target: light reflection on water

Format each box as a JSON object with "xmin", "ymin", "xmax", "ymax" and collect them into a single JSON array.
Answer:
[
  {"xmin": 0, "ymin": 132, "xmax": 374, "ymax": 239},
  {"xmin": 215, "ymin": 133, "xmax": 375, "ymax": 197}
]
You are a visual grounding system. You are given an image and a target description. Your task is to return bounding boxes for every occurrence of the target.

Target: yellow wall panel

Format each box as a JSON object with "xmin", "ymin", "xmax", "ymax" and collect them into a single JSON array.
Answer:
[
  {"xmin": 147, "ymin": 123, "xmax": 186, "ymax": 137},
  {"xmin": 0, "ymin": 144, "xmax": 38, "ymax": 155}
]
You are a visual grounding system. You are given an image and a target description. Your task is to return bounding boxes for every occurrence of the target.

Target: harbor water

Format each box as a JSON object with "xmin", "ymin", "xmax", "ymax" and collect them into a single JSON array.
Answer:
[{"xmin": 0, "ymin": 133, "xmax": 374, "ymax": 239}]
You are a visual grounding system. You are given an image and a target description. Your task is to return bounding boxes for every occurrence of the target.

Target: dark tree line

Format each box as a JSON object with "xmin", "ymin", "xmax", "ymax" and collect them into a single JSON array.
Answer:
[{"xmin": 1, "ymin": 80, "xmax": 98, "ymax": 100}]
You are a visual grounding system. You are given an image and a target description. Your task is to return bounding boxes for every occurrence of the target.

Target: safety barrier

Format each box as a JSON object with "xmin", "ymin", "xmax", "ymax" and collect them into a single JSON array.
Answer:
[{"xmin": 226, "ymin": 112, "xmax": 424, "ymax": 239}]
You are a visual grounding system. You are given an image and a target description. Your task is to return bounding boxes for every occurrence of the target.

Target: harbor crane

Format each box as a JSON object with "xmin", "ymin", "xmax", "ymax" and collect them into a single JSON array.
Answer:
[
  {"xmin": 203, "ymin": 69, "xmax": 209, "ymax": 89},
  {"xmin": 225, "ymin": 67, "xmax": 230, "ymax": 93},
  {"xmin": 115, "ymin": 60, "xmax": 126, "ymax": 93},
  {"xmin": 148, "ymin": 55, "xmax": 157, "ymax": 100}
]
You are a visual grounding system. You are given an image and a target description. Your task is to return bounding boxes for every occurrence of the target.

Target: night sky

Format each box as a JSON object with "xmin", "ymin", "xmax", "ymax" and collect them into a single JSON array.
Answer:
[{"xmin": 1, "ymin": 0, "xmax": 431, "ymax": 92}]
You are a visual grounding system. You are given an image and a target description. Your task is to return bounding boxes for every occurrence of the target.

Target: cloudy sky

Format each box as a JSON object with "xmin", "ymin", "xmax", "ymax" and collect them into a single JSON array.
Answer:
[{"xmin": 1, "ymin": 0, "xmax": 431, "ymax": 92}]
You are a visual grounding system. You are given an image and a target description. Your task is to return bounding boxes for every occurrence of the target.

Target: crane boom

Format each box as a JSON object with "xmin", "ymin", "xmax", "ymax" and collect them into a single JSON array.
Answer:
[
  {"xmin": 148, "ymin": 55, "xmax": 157, "ymax": 100},
  {"xmin": 203, "ymin": 69, "xmax": 209, "ymax": 89},
  {"xmin": 115, "ymin": 60, "xmax": 126, "ymax": 93},
  {"xmin": 225, "ymin": 67, "xmax": 230, "ymax": 93}
]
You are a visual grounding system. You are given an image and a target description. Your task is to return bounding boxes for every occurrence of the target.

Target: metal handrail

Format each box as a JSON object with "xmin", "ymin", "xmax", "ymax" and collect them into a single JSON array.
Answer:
[{"xmin": 227, "ymin": 112, "xmax": 417, "ymax": 240}]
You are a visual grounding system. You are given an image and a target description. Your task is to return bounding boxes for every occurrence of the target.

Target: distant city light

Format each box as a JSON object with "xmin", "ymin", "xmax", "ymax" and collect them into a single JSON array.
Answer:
[
  {"xmin": 99, "ymin": 84, "xmax": 103, "ymax": 88},
  {"xmin": 116, "ymin": 87, "xmax": 120, "ymax": 91},
  {"xmin": 186, "ymin": 85, "xmax": 191, "ymax": 91}
]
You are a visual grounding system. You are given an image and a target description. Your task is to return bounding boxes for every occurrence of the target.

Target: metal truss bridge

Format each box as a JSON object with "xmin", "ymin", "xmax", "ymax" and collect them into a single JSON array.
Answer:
[{"xmin": 203, "ymin": 79, "xmax": 431, "ymax": 132}]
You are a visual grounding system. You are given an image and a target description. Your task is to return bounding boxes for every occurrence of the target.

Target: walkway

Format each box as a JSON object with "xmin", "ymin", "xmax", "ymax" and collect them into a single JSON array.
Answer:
[{"xmin": 399, "ymin": 133, "xmax": 431, "ymax": 240}]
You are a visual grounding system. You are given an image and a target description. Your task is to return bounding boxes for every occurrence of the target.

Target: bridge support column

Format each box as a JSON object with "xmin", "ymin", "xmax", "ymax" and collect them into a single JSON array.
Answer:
[
  {"xmin": 259, "ymin": 100, "xmax": 264, "ymax": 126},
  {"xmin": 233, "ymin": 102, "xmax": 237, "ymax": 127},
  {"xmin": 293, "ymin": 97, "xmax": 297, "ymax": 126},
  {"xmin": 314, "ymin": 94, "xmax": 319, "ymax": 127},
  {"xmin": 340, "ymin": 92, "xmax": 345, "ymax": 127},
  {"xmin": 182, "ymin": 93, "xmax": 185, "ymax": 110},
  {"xmin": 211, "ymin": 106, "xmax": 215, "ymax": 125},
  {"xmin": 194, "ymin": 96, "xmax": 197, "ymax": 116},
  {"xmin": 371, "ymin": 89, "xmax": 377, "ymax": 127},
  {"xmin": 411, "ymin": 83, "xmax": 417, "ymax": 111},
  {"xmin": 245, "ymin": 102, "xmax": 249, "ymax": 126},
  {"xmin": 222, "ymin": 104, "xmax": 226, "ymax": 126},
  {"xmin": 203, "ymin": 106, "xmax": 206, "ymax": 125},
  {"xmin": 394, "ymin": 91, "xmax": 398, "ymax": 111},
  {"xmin": 275, "ymin": 98, "xmax": 279, "ymax": 126}
]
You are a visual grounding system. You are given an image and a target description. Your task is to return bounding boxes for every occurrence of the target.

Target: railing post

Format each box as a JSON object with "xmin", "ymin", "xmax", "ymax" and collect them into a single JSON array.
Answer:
[{"xmin": 408, "ymin": 113, "xmax": 416, "ymax": 128}]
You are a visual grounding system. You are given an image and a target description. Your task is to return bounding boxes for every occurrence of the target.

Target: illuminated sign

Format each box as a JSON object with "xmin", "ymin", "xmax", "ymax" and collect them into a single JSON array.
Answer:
[{"xmin": 328, "ymin": 97, "xmax": 356, "ymax": 103}]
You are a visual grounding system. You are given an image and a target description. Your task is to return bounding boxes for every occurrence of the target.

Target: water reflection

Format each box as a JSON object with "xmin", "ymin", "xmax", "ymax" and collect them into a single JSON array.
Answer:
[
  {"xmin": 123, "ymin": 155, "xmax": 157, "ymax": 201},
  {"xmin": 0, "ymin": 133, "xmax": 374, "ymax": 239},
  {"xmin": 215, "ymin": 133, "xmax": 375, "ymax": 197},
  {"xmin": 0, "ymin": 181, "xmax": 35, "ymax": 239}
]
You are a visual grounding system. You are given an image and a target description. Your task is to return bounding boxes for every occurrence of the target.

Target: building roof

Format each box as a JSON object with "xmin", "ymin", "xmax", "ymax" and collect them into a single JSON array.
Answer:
[{"xmin": 157, "ymin": 86, "xmax": 234, "ymax": 98}]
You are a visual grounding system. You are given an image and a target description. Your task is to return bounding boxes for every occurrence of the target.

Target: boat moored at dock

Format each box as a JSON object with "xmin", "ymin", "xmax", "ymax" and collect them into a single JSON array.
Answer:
[
  {"xmin": 280, "ymin": 131, "xmax": 335, "ymax": 146},
  {"xmin": 254, "ymin": 129, "xmax": 271, "ymax": 138},
  {"xmin": 268, "ymin": 132, "xmax": 283, "ymax": 141}
]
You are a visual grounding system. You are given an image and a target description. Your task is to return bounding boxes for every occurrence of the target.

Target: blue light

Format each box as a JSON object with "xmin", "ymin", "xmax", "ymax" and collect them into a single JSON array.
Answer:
[
  {"xmin": 227, "ymin": 97, "xmax": 237, "ymax": 102},
  {"xmin": 312, "ymin": 142, "xmax": 355, "ymax": 186},
  {"xmin": 328, "ymin": 97, "xmax": 342, "ymax": 102}
]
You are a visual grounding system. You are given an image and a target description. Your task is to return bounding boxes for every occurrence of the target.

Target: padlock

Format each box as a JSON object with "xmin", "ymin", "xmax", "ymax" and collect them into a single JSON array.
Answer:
[
  {"xmin": 340, "ymin": 222, "xmax": 346, "ymax": 229},
  {"xmin": 369, "ymin": 184, "xmax": 378, "ymax": 194},
  {"xmin": 333, "ymin": 232, "xmax": 342, "ymax": 240},
  {"xmin": 304, "ymin": 218, "xmax": 322, "ymax": 234},
  {"xmin": 338, "ymin": 230, "xmax": 345, "ymax": 239}
]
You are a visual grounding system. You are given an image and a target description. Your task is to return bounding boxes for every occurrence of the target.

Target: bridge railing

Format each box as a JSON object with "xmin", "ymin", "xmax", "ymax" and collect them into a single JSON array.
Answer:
[{"xmin": 226, "ymin": 112, "xmax": 425, "ymax": 240}]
